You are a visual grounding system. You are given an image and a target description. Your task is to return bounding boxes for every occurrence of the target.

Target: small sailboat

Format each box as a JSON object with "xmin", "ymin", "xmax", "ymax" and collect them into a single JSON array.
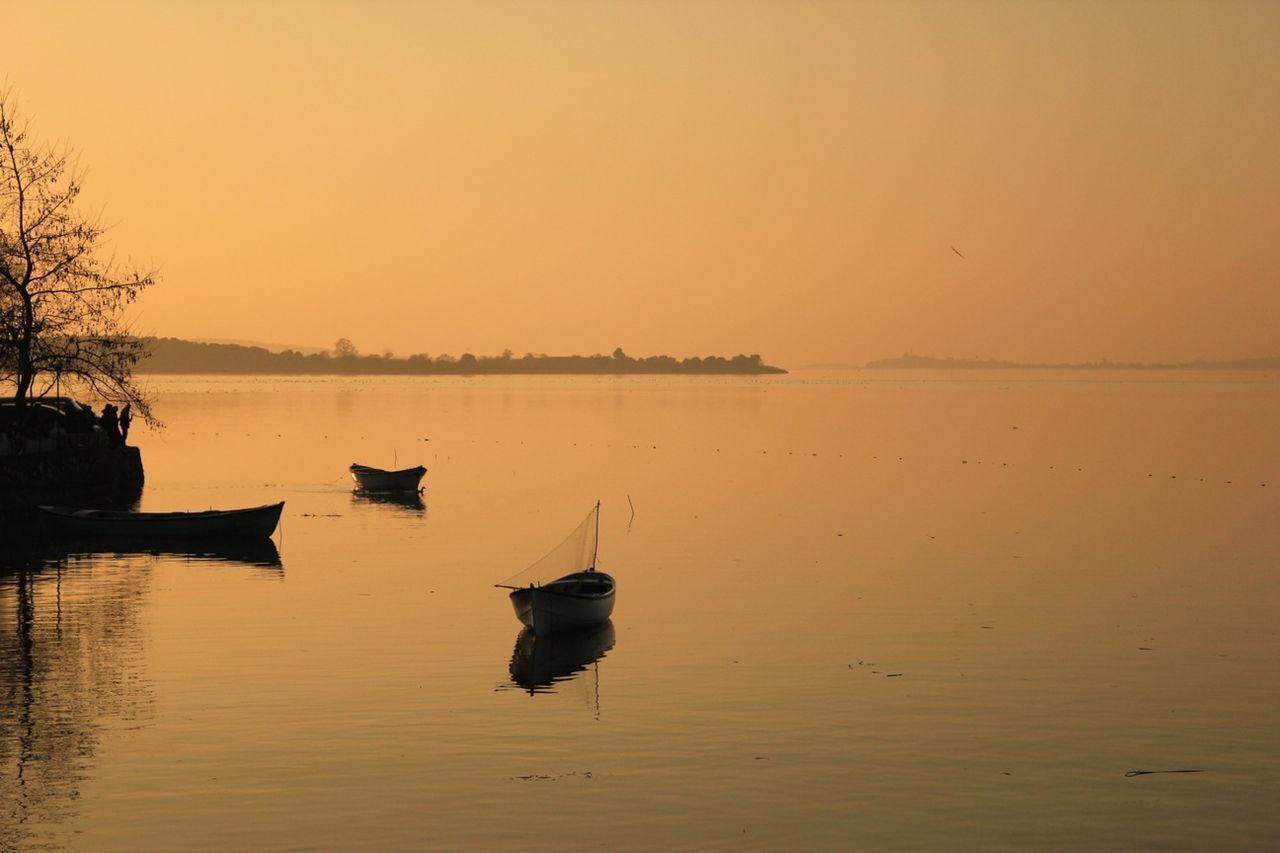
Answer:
[{"xmin": 496, "ymin": 502, "xmax": 616, "ymax": 635}]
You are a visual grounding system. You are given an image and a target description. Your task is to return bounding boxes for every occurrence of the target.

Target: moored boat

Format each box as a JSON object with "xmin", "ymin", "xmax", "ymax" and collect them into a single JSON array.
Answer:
[
  {"xmin": 349, "ymin": 463, "xmax": 426, "ymax": 492},
  {"xmin": 508, "ymin": 571, "xmax": 616, "ymax": 634},
  {"xmin": 496, "ymin": 502, "xmax": 616, "ymax": 635},
  {"xmin": 37, "ymin": 501, "xmax": 284, "ymax": 539}
]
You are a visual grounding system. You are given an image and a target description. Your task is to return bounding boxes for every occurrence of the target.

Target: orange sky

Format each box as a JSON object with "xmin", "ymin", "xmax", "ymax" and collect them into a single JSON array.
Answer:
[{"xmin": 6, "ymin": 1, "xmax": 1278, "ymax": 366}]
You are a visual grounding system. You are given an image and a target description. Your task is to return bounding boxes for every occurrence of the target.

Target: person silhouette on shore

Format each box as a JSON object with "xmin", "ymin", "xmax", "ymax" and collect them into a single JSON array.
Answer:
[
  {"xmin": 101, "ymin": 404, "xmax": 121, "ymax": 445},
  {"xmin": 120, "ymin": 403, "xmax": 132, "ymax": 444}
]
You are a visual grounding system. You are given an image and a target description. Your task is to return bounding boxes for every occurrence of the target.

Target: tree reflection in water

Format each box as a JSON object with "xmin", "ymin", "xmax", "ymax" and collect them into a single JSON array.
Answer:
[{"xmin": 0, "ymin": 549, "xmax": 155, "ymax": 849}]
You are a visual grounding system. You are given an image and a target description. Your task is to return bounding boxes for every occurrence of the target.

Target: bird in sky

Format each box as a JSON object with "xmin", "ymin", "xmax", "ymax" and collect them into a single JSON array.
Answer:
[{"xmin": 951, "ymin": 245, "xmax": 965, "ymax": 259}]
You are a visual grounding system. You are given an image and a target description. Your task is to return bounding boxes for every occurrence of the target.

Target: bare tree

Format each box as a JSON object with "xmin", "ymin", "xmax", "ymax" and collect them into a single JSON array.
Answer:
[{"xmin": 0, "ymin": 86, "xmax": 158, "ymax": 425}]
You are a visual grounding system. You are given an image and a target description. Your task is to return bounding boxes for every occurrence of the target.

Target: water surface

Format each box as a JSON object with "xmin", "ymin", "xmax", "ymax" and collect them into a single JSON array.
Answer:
[{"xmin": 3, "ymin": 371, "xmax": 1277, "ymax": 850}]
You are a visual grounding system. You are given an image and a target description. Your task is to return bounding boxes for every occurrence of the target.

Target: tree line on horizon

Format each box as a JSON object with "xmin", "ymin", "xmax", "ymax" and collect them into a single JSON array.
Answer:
[{"xmin": 140, "ymin": 338, "xmax": 788, "ymax": 375}]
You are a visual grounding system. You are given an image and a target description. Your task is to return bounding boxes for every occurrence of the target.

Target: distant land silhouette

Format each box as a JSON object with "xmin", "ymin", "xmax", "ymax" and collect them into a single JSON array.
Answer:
[
  {"xmin": 139, "ymin": 338, "xmax": 787, "ymax": 375},
  {"xmin": 192, "ymin": 338, "xmax": 327, "ymax": 355},
  {"xmin": 863, "ymin": 353, "xmax": 1280, "ymax": 370}
]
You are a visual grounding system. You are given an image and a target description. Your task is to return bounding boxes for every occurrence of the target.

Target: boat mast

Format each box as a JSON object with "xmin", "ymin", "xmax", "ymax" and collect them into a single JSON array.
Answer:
[{"xmin": 590, "ymin": 500, "xmax": 601, "ymax": 571}]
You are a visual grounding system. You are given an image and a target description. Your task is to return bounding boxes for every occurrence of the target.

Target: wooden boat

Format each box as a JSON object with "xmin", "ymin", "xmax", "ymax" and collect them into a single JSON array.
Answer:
[
  {"xmin": 508, "ymin": 571, "xmax": 616, "ymax": 634},
  {"xmin": 37, "ymin": 502, "xmax": 284, "ymax": 539},
  {"xmin": 349, "ymin": 463, "xmax": 426, "ymax": 492},
  {"xmin": 497, "ymin": 502, "xmax": 616, "ymax": 635}
]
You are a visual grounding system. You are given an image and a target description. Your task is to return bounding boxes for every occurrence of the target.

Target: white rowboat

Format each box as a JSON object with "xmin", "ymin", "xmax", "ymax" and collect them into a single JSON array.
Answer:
[
  {"xmin": 508, "ymin": 570, "xmax": 616, "ymax": 635},
  {"xmin": 497, "ymin": 502, "xmax": 616, "ymax": 635}
]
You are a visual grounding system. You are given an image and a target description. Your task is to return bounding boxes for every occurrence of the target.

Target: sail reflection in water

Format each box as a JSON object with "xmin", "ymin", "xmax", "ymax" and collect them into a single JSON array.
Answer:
[{"xmin": 500, "ymin": 620, "xmax": 616, "ymax": 696}]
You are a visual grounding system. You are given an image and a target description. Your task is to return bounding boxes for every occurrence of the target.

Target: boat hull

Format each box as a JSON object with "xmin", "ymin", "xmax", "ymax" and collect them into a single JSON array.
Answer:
[
  {"xmin": 37, "ymin": 502, "xmax": 284, "ymax": 539},
  {"xmin": 349, "ymin": 463, "xmax": 426, "ymax": 492},
  {"xmin": 509, "ymin": 570, "xmax": 615, "ymax": 635}
]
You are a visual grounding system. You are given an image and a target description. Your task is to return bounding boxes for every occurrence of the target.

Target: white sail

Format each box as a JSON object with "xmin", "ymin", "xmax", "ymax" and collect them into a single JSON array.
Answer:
[{"xmin": 496, "ymin": 503, "xmax": 599, "ymax": 589}]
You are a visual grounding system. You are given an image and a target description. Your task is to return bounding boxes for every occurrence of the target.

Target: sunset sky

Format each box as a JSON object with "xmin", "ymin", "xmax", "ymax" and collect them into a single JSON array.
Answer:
[{"xmin": 6, "ymin": 0, "xmax": 1277, "ymax": 366}]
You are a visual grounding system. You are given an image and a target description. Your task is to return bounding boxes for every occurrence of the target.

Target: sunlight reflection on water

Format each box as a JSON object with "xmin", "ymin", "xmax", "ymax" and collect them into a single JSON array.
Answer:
[{"xmin": 2, "ymin": 371, "xmax": 1278, "ymax": 850}]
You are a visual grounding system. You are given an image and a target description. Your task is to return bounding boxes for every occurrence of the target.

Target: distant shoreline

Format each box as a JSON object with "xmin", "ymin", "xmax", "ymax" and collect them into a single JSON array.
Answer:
[
  {"xmin": 856, "ymin": 354, "xmax": 1280, "ymax": 371},
  {"xmin": 139, "ymin": 338, "xmax": 788, "ymax": 376}
]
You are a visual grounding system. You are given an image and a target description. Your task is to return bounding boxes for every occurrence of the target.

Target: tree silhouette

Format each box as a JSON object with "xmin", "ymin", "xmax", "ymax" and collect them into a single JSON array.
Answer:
[{"xmin": 0, "ymin": 87, "xmax": 158, "ymax": 424}]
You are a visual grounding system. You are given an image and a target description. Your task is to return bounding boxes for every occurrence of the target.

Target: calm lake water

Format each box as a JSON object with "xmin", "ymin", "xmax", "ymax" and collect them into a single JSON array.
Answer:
[{"xmin": 3, "ymin": 371, "xmax": 1278, "ymax": 851}]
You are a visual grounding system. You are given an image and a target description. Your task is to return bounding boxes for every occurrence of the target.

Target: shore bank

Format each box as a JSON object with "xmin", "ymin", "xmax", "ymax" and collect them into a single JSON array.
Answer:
[{"xmin": 0, "ymin": 445, "xmax": 144, "ymax": 517}]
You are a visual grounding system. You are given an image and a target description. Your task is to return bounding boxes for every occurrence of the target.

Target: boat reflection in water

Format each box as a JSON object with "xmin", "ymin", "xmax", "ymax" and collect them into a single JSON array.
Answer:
[
  {"xmin": 351, "ymin": 489, "xmax": 426, "ymax": 514},
  {"xmin": 501, "ymin": 620, "xmax": 616, "ymax": 696},
  {"xmin": 40, "ymin": 536, "xmax": 284, "ymax": 570}
]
